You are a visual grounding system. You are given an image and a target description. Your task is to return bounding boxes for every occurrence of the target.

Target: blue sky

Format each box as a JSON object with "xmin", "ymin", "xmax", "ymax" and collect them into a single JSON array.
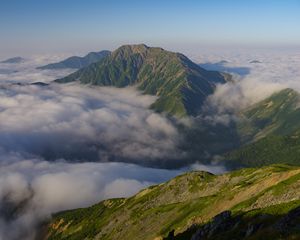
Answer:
[{"xmin": 0, "ymin": 0, "xmax": 300, "ymax": 57}]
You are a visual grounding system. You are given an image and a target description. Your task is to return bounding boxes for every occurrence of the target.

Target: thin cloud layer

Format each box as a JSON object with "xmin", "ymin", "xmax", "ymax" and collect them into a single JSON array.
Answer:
[{"xmin": 0, "ymin": 55, "xmax": 75, "ymax": 84}]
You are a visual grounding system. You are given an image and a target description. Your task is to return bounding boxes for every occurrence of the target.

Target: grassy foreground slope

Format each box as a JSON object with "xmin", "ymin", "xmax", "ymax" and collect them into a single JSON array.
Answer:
[
  {"xmin": 45, "ymin": 165, "xmax": 300, "ymax": 240},
  {"xmin": 55, "ymin": 44, "xmax": 229, "ymax": 117}
]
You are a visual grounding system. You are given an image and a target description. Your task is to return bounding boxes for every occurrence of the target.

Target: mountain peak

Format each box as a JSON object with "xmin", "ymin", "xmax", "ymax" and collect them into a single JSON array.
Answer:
[
  {"xmin": 55, "ymin": 44, "xmax": 228, "ymax": 117},
  {"xmin": 118, "ymin": 43, "xmax": 150, "ymax": 52}
]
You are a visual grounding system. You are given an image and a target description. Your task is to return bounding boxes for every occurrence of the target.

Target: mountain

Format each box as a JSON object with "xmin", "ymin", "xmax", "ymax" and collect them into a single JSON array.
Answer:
[
  {"xmin": 220, "ymin": 88, "xmax": 300, "ymax": 168},
  {"xmin": 0, "ymin": 57, "xmax": 25, "ymax": 63},
  {"xmin": 238, "ymin": 88, "xmax": 300, "ymax": 141},
  {"xmin": 224, "ymin": 134, "xmax": 300, "ymax": 168},
  {"xmin": 55, "ymin": 44, "xmax": 230, "ymax": 117},
  {"xmin": 37, "ymin": 50, "xmax": 111, "ymax": 70},
  {"xmin": 45, "ymin": 164, "xmax": 300, "ymax": 240}
]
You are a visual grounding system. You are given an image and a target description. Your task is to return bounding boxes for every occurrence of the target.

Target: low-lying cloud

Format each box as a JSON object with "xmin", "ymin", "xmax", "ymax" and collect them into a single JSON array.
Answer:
[
  {"xmin": 196, "ymin": 48, "xmax": 300, "ymax": 123},
  {"xmin": 0, "ymin": 83, "xmax": 183, "ymax": 166},
  {"xmin": 3, "ymin": 48, "xmax": 300, "ymax": 240},
  {"xmin": 0, "ymin": 58, "xmax": 191, "ymax": 239},
  {"xmin": 0, "ymin": 55, "xmax": 74, "ymax": 84},
  {"xmin": 0, "ymin": 150, "xmax": 184, "ymax": 240}
]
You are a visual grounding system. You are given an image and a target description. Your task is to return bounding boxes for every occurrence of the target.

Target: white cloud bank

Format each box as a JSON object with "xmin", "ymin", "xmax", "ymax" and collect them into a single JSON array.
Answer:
[
  {"xmin": 193, "ymin": 48, "xmax": 300, "ymax": 124},
  {"xmin": 0, "ymin": 83, "xmax": 183, "ymax": 166},
  {"xmin": 1, "ymin": 48, "xmax": 300, "ymax": 239},
  {"xmin": 0, "ymin": 59, "xmax": 189, "ymax": 240}
]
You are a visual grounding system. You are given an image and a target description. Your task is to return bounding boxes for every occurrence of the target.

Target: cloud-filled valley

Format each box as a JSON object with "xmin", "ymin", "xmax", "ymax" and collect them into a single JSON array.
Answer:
[
  {"xmin": 0, "ymin": 83, "xmax": 182, "ymax": 166},
  {"xmin": 0, "ymin": 57, "xmax": 188, "ymax": 239},
  {"xmin": 1, "ymin": 48, "xmax": 300, "ymax": 239}
]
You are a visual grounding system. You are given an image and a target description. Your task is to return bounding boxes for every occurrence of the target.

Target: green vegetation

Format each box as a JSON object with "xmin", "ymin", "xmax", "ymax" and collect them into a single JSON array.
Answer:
[
  {"xmin": 238, "ymin": 88, "xmax": 300, "ymax": 141},
  {"xmin": 224, "ymin": 134, "xmax": 300, "ymax": 168},
  {"xmin": 55, "ymin": 44, "xmax": 228, "ymax": 117},
  {"xmin": 45, "ymin": 165, "xmax": 300, "ymax": 240},
  {"xmin": 219, "ymin": 88, "xmax": 300, "ymax": 168}
]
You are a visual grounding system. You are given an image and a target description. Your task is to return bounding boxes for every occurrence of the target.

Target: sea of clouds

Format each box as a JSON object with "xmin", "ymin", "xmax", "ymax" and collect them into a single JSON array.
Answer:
[
  {"xmin": 0, "ymin": 48, "xmax": 300, "ymax": 239},
  {"xmin": 0, "ymin": 57, "xmax": 186, "ymax": 239},
  {"xmin": 192, "ymin": 48, "xmax": 300, "ymax": 125}
]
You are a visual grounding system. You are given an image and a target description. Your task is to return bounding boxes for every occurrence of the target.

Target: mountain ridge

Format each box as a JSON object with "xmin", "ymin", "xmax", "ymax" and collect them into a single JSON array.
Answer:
[
  {"xmin": 222, "ymin": 88, "xmax": 300, "ymax": 168},
  {"xmin": 0, "ymin": 57, "xmax": 25, "ymax": 63},
  {"xmin": 37, "ymin": 50, "xmax": 110, "ymax": 70},
  {"xmin": 239, "ymin": 88, "xmax": 300, "ymax": 140},
  {"xmin": 45, "ymin": 164, "xmax": 300, "ymax": 240}
]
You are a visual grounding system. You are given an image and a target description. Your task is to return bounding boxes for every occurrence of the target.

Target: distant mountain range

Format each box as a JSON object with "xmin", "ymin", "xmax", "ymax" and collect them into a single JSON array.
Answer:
[
  {"xmin": 55, "ymin": 44, "xmax": 231, "ymax": 117},
  {"xmin": 45, "ymin": 164, "xmax": 300, "ymax": 240},
  {"xmin": 37, "ymin": 50, "xmax": 110, "ymax": 70},
  {"xmin": 249, "ymin": 60, "xmax": 262, "ymax": 63},
  {"xmin": 0, "ymin": 57, "xmax": 25, "ymax": 63}
]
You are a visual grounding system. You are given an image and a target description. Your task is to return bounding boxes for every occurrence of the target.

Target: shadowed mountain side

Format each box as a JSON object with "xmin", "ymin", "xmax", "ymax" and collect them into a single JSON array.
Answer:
[
  {"xmin": 178, "ymin": 119, "xmax": 241, "ymax": 164},
  {"xmin": 165, "ymin": 204, "xmax": 300, "ymax": 240},
  {"xmin": 223, "ymin": 134, "xmax": 300, "ymax": 169}
]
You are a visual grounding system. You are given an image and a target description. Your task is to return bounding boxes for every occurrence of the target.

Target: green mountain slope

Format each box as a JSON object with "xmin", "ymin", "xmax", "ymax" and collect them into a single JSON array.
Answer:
[
  {"xmin": 238, "ymin": 88, "xmax": 300, "ymax": 141},
  {"xmin": 224, "ymin": 134, "xmax": 300, "ymax": 168},
  {"xmin": 45, "ymin": 165, "xmax": 300, "ymax": 240},
  {"xmin": 55, "ymin": 44, "xmax": 229, "ymax": 117},
  {"xmin": 37, "ymin": 51, "xmax": 110, "ymax": 70},
  {"xmin": 220, "ymin": 88, "xmax": 300, "ymax": 168}
]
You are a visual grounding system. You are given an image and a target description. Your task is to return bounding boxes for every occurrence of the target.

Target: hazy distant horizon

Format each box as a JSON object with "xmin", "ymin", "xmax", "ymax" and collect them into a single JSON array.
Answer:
[
  {"xmin": 1, "ymin": 42, "xmax": 300, "ymax": 61},
  {"xmin": 1, "ymin": 0, "xmax": 300, "ymax": 59}
]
